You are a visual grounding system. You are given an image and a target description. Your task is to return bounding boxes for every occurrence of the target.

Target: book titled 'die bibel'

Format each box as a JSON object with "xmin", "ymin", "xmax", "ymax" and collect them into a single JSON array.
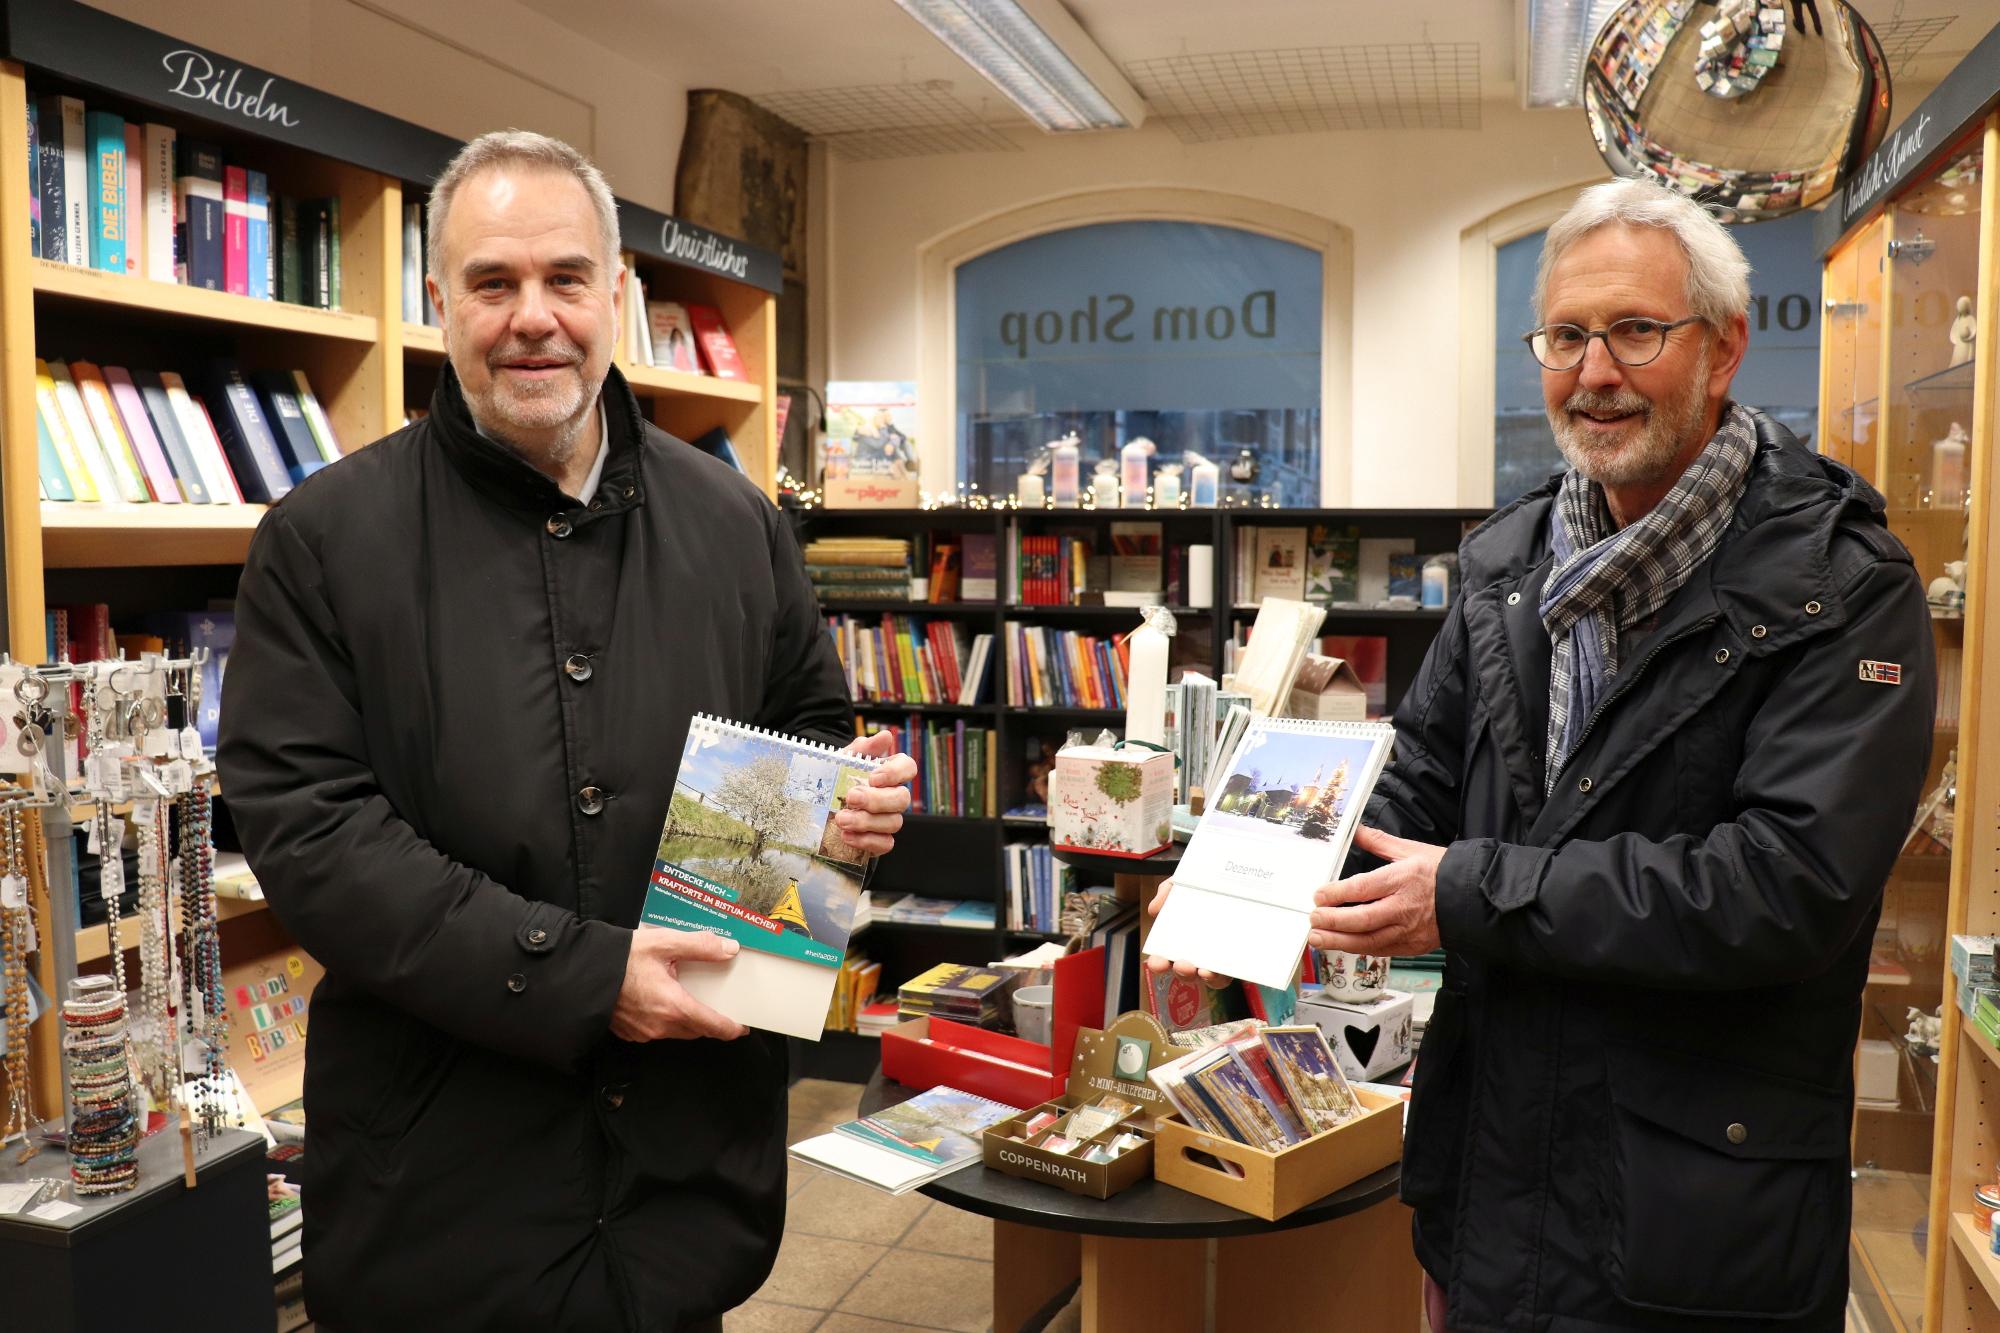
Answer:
[{"xmin": 640, "ymin": 715, "xmax": 879, "ymax": 1040}]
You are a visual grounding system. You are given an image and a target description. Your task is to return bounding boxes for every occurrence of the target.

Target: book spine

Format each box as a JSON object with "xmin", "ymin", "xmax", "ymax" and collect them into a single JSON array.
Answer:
[
  {"xmin": 290, "ymin": 370, "xmax": 343, "ymax": 462},
  {"xmin": 34, "ymin": 367, "xmax": 97, "ymax": 501},
  {"xmin": 34, "ymin": 96, "xmax": 68, "ymax": 264},
  {"xmin": 85, "ymin": 112, "xmax": 126, "ymax": 274},
  {"xmin": 59, "ymin": 97, "xmax": 87, "ymax": 269},
  {"xmin": 25, "ymin": 100, "xmax": 37, "ymax": 259},
  {"xmin": 121, "ymin": 123, "xmax": 141, "ymax": 276},
  {"xmin": 141, "ymin": 123, "xmax": 176, "ymax": 281},
  {"xmin": 311, "ymin": 198, "xmax": 329, "ymax": 308},
  {"xmin": 35, "ymin": 398, "xmax": 74, "ymax": 500},
  {"xmin": 250, "ymin": 372, "xmax": 327, "ymax": 483},
  {"xmin": 223, "ymin": 165, "xmax": 248, "ymax": 295},
  {"xmin": 246, "ymin": 170, "xmax": 270, "ymax": 300},
  {"xmin": 204, "ymin": 364, "xmax": 294, "ymax": 502},
  {"xmin": 177, "ymin": 140, "xmax": 225, "ymax": 289},
  {"xmin": 71, "ymin": 362, "xmax": 151, "ymax": 502},
  {"xmin": 326, "ymin": 196, "xmax": 341, "ymax": 309},
  {"xmin": 160, "ymin": 373, "xmax": 243, "ymax": 502},
  {"xmin": 132, "ymin": 370, "xmax": 210, "ymax": 503},
  {"xmin": 46, "ymin": 362, "xmax": 123, "ymax": 501},
  {"xmin": 402, "ymin": 202, "xmax": 421, "ymax": 323},
  {"xmin": 103, "ymin": 368, "xmax": 183, "ymax": 503}
]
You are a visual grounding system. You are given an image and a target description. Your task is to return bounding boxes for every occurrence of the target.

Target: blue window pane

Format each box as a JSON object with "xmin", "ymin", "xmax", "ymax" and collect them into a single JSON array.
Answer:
[
  {"xmin": 1493, "ymin": 208, "xmax": 1823, "ymax": 505},
  {"xmin": 957, "ymin": 221, "xmax": 1322, "ymax": 506}
]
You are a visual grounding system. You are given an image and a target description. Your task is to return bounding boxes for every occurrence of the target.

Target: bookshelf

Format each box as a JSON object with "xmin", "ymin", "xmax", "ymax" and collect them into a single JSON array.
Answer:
[
  {"xmin": 0, "ymin": 0, "xmax": 786, "ymax": 1122},
  {"xmin": 789, "ymin": 502, "xmax": 1482, "ymax": 1075}
]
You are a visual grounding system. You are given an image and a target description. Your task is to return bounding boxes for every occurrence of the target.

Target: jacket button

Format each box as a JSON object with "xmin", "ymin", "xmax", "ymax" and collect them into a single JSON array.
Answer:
[
  {"xmin": 1804, "ymin": 600, "xmax": 1821, "ymax": 615},
  {"xmin": 1750, "ymin": 624, "xmax": 1768, "ymax": 639},
  {"xmin": 1506, "ymin": 592, "xmax": 1521, "ymax": 606},
  {"xmin": 547, "ymin": 515, "xmax": 573, "ymax": 539},
  {"xmin": 527, "ymin": 927, "xmax": 548, "ymax": 945},
  {"xmin": 623, "ymin": 486, "xmax": 636, "ymax": 499},
  {"xmin": 1726, "ymin": 1122, "xmax": 1747, "ymax": 1145},
  {"xmin": 601, "ymin": 1086, "xmax": 625, "ymax": 1111},
  {"xmin": 565, "ymin": 654, "xmax": 594, "ymax": 682},
  {"xmin": 588, "ymin": 498, "xmax": 604, "ymax": 511},
  {"xmin": 577, "ymin": 786, "xmax": 606, "ymax": 815},
  {"xmin": 1577, "ymin": 776, "xmax": 1593, "ymax": 793},
  {"xmin": 506, "ymin": 973, "xmax": 526, "ymax": 993},
  {"xmin": 1714, "ymin": 648, "xmax": 1730, "ymax": 664}
]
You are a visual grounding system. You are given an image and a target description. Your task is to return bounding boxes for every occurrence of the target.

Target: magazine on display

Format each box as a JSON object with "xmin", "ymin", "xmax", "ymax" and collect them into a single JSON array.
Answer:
[
  {"xmin": 789, "ymin": 1086, "xmax": 1024, "ymax": 1194},
  {"xmin": 1144, "ymin": 717, "xmax": 1396, "ymax": 990},
  {"xmin": 640, "ymin": 715, "xmax": 879, "ymax": 1040}
]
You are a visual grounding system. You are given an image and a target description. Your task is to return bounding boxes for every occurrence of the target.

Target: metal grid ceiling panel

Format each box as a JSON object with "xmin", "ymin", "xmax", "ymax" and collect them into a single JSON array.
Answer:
[
  {"xmin": 752, "ymin": 82, "xmax": 1020, "ymax": 160},
  {"xmin": 1872, "ymin": 15, "xmax": 1956, "ymax": 70},
  {"xmin": 1123, "ymin": 43, "xmax": 1483, "ymax": 141}
]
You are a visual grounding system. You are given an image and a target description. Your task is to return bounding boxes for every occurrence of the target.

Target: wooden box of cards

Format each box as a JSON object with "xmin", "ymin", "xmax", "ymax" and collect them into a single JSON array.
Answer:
[
  {"xmin": 1149, "ymin": 1023, "xmax": 1403, "ymax": 1221},
  {"xmin": 981, "ymin": 1014, "xmax": 1175, "ymax": 1199}
]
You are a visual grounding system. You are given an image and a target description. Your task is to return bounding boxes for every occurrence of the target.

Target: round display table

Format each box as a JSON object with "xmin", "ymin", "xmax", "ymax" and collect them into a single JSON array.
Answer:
[{"xmin": 858, "ymin": 1069, "xmax": 1418, "ymax": 1333}]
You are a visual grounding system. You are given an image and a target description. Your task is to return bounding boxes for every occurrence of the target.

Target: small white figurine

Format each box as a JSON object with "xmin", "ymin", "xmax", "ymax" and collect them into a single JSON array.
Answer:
[{"xmin": 1951, "ymin": 295, "xmax": 1977, "ymax": 367}]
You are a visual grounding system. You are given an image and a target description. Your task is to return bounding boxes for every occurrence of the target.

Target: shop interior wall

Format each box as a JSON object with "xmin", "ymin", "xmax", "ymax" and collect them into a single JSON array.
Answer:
[{"xmin": 77, "ymin": 0, "xmax": 693, "ymax": 216}]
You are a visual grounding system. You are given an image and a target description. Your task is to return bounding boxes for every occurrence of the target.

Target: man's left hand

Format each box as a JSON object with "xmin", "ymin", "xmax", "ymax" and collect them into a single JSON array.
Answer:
[
  {"xmin": 1309, "ymin": 825, "xmax": 1446, "ymax": 957},
  {"xmin": 837, "ymin": 731, "xmax": 916, "ymax": 855}
]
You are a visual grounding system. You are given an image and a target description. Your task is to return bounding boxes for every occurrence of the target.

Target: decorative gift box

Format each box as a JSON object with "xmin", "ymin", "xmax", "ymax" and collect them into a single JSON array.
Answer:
[
  {"xmin": 881, "ymin": 946, "xmax": 1105, "ymax": 1107},
  {"xmin": 1153, "ymin": 1084, "xmax": 1404, "ymax": 1221},
  {"xmin": 1296, "ymin": 988, "xmax": 1415, "ymax": 1082},
  {"xmin": 982, "ymin": 1013, "xmax": 1175, "ymax": 1199},
  {"xmin": 1048, "ymin": 743, "xmax": 1175, "ymax": 859}
]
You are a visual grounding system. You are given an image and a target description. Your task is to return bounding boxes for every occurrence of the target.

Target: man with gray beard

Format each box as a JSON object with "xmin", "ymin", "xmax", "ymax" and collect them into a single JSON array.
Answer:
[{"xmin": 1151, "ymin": 177, "xmax": 1934, "ymax": 1330}]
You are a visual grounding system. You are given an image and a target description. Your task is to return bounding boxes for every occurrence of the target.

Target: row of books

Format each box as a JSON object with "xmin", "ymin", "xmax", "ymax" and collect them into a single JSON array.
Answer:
[
  {"xmin": 398, "ymin": 203, "xmax": 442, "ymax": 327},
  {"xmin": 30, "ymin": 92, "xmax": 341, "ymax": 306},
  {"xmin": 1003, "ymin": 521, "xmax": 1178, "ymax": 607},
  {"xmin": 898, "ymin": 961, "xmax": 1017, "ymax": 1026},
  {"xmin": 826, "ymin": 614, "xmax": 995, "ymax": 707},
  {"xmin": 1231, "ymin": 523, "xmax": 1455, "ymax": 607},
  {"xmin": 857, "ymin": 717, "xmax": 997, "ymax": 818},
  {"xmin": 1003, "ymin": 841, "xmax": 1079, "ymax": 934},
  {"xmin": 824, "ymin": 952, "xmax": 884, "ymax": 1035},
  {"xmin": 805, "ymin": 536, "xmax": 912, "ymax": 601},
  {"xmin": 35, "ymin": 357, "xmax": 338, "ymax": 505},
  {"xmin": 1003, "ymin": 622, "xmax": 1129, "ymax": 710},
  {"xmin": 870, "ymin": 894, "xmax": 996, "ymax": 930},
  {"xmin": 615, "ymin": 267, "xmax": 748, "ymax": 380}
]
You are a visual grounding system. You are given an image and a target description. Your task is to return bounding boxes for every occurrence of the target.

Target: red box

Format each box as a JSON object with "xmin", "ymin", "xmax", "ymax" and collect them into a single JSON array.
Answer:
[{"xmin": 881, "ymin": 946, "xmax": 1105, "ymax": 1106}]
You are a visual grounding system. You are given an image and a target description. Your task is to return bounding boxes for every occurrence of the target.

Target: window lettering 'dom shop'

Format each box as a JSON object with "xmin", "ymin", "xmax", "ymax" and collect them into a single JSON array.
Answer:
[{"xmin": 997, "ymin": 290, "xmax": 1281, "ymax": 358}]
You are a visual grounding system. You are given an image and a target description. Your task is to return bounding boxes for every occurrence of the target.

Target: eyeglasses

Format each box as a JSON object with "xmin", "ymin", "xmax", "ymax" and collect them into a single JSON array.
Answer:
[{"xmin": 1523, "ymin": 315, "xmax": 1704, "ymax": 371}]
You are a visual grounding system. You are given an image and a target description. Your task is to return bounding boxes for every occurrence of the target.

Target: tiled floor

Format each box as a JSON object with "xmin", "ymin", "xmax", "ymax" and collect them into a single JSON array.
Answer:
[{"xmin": 733, "ymin": 1079, "xmax": 1075, "ymax": 1333}]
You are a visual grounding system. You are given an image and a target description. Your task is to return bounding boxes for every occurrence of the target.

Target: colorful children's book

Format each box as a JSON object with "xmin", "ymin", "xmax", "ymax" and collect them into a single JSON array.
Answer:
[
  {"xmin": 789, "ymin": 1085, "xmax": 1023, "ymax": 1194},
  {"xmin": 640, "ymin": 714, "xmax": 880, "ymax": 1040},
  {"xmin": 1144, "ymin": 716, "xmax": 1396, "ymax": 990}
]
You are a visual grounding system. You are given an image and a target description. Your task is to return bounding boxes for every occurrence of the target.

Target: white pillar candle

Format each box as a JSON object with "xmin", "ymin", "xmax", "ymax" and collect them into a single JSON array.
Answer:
[
  {"xmin": 1017, "ymin": 473, "xmax": 1045, "ymax": 507},
  {"xmin": 1125, "ymin": 612, "xmax": 1170, "ymax": 746},
  {"xmin": 1187, "ymin": 545, "xmax": 1214, "ymax": 609}
]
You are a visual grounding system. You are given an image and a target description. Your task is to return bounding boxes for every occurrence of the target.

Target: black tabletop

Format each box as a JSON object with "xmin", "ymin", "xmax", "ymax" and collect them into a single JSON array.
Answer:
[
  {"xmin": 1050, "ymin": 842, "xmax": 1183, "ymax": 881},
  {"xmin": 857, "ymin": 1070, "xmax": 1399, "ymax": 1239},
  {"xmin": 0, "ymin": 1124, "xmax": 265, "ymax": 1248}
]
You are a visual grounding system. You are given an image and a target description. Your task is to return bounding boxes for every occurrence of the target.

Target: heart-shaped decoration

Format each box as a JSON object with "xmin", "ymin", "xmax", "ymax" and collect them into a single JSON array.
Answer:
[{"xmin": 1345, "ymin": 1025, "xmax": 1380, "ymax": 1068}]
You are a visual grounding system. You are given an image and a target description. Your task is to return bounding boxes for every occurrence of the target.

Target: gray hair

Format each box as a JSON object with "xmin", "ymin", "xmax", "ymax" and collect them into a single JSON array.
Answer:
[
  {"xmin": 1533, "ymin": 178, "xmax": 1751, "ymax": 328},
  {"xmin": 426, "ymin": 130, "xmax": 621, "ymax": 283}
]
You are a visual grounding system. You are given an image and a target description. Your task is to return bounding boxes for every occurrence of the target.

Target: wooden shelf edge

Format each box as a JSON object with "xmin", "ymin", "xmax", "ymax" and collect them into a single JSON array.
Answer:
[
  {"xmin": 620, "ymin": 362, "xmax": 762, "ymax": 404},
  {"xmin": 401, "ymin": 323, "xmax": 447, "ymax": 358},
  {"xmin": 33, "ymin": 260, "xmax": 377, "ymax": 344},
  {"xmin": 40, "ymin": 501, "xmax": 268, "ymax": 568},
  {"xmin": 1949, "ymin": 1212, "xmax": 2000, "ymax": 1308},
  {"xmin": 73, "ymin": 896, "xmax": 267, "ymax": 964}
]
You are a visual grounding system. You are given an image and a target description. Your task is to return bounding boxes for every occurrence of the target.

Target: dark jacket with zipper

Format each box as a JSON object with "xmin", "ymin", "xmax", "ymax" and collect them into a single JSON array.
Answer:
[
  {"xmin": 216, "ymin": 364, "xmax": 851, "ymax": 1331},
  {"xmin": 1368, "ymin": 410, "xmax": 1935, "ymax": 1331}
]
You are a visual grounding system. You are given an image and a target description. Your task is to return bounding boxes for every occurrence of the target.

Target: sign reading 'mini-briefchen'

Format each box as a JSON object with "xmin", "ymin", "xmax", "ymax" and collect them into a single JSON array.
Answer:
[{"xmin": 955, "ymin": 220, "xmax": 1322, "ymax": 416}]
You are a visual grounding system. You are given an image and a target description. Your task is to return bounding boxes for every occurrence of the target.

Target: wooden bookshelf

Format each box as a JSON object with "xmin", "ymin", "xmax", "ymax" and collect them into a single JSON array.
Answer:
[
  {"xmin": 33, "ymin": 258, "xmax": 380, "ymax": 343},
  {"xmin": 400, "ymin": 322, "xmax": 446, "ymax": 359},
  {"xmin": 622, "ymin": 361, "xmax": 763, "ymax": 404}
]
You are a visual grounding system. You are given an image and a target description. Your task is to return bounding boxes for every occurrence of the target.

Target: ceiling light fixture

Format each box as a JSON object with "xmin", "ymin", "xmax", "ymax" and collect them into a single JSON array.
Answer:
[
  {"xmin": 1520, "ymin": 0, "xmax": 1623, "ymax": 107},
  {"xmin": 890, "ymin": 0, "xmax": 1146, "ymax": 132}
]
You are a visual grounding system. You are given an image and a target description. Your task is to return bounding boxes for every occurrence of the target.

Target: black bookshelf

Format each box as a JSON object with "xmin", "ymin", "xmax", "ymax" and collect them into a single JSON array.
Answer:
[{"xmin": 789, "ymin": 503, "xmax": 1486, "ymax": 1062}]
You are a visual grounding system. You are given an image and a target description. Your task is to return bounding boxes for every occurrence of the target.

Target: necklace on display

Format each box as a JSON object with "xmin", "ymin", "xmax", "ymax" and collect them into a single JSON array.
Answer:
[{"xmin": 2, "ymin": 801, "xmax": 39, "ymax": 1161}]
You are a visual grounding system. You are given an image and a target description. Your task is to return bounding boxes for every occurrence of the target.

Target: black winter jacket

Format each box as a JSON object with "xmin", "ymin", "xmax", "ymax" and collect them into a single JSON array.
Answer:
[
  {"xmin": 217, "ymin": 365, "xmax": 852, "ymax": 1331},
  {"xmin": 1369, "ymin": 411, "xmax": 1935, "ymax": 1331}
]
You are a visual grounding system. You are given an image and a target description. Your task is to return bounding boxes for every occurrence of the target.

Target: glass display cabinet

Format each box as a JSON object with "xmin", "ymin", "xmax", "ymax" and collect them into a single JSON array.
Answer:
[{"xmin": 1822, "ymin": 66, "xmax": 2000, "ymax": 1330}]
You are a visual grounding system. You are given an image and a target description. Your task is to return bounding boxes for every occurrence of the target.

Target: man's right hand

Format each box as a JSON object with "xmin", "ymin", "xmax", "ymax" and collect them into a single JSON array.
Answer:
[
  {"xmin": 610, "ymin": 928, "xmax": 748, "ymax": 1042},
  {"xmin": 1140, "ymin": 879, "xmax": 1233, "ymax": 990}
]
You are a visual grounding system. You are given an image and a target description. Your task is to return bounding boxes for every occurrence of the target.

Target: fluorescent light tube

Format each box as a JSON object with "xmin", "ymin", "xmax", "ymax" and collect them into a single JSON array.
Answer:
[{"xmin": 892, "ymin": 0, "xmax": 1145, "ymax": 132}]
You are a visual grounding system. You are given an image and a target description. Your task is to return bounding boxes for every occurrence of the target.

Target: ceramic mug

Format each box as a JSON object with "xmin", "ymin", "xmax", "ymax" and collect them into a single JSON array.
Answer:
[{"xmin": 1319, "ymin": 950, "xmax": 1390, "ymax": 1002}]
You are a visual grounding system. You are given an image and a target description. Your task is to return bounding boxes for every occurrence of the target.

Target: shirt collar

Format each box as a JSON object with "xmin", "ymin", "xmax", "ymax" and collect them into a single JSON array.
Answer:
[{"xmin": 472, "ymin": 398, "xmax": 609, "ymax": 504}]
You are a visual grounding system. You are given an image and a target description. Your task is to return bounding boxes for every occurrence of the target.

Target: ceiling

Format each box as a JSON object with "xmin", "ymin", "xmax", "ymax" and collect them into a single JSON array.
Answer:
[{"xmin": 515, "ymin": 0, "xmax": 1995, "ymax": 151}]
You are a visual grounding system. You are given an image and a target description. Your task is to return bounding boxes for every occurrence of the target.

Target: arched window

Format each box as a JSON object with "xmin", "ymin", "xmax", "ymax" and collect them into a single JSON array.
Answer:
[
  {"xmin": 953, "ymin": 219, "xmax": 1325, "ymax": 506},
  {"xmin": 1491, "ymin": 207, "xmax": 1824, "ymax": 504}
]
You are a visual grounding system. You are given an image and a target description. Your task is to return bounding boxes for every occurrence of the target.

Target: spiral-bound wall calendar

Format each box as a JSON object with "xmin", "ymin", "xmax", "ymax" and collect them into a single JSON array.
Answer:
[
  {"xmin": 1144, "ymin": 717, "xmax": 1397, "ymax": 990},
  {"xmin": 641, "ymin": 714, "xmax": 881, "ymax": 1040}
]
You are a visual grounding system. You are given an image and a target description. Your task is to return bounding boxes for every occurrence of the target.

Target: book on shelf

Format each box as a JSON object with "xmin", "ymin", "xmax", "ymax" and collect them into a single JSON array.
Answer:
[
  {"xmin": 247, "ymin": 170, "xmax": 272, "ymax": 302},
  {"xmin": 278, "ymin": 196, "xmax": 301, "ymax": 305},
  {"xmin": 858, "ymin": 714, "xmax": 995, "ymax": 817},
  {"xmin": 34, "ymin": 361, "xmax": 98, "ymax": 502},
  {"xmin": 1004, "ymin": 842, "xmax": 1081, "ymax": 934},
  {"xmin": 176, "ymin": 137, "xmax": 224, "ymax": 290},
  {"xmin": 33, "ymin": 396, "xmax": 72, "ymax": 502},
  {"xmin": 686, "ymin": 303, "xmax": 747, "ymax": 379},
  {"xmin": 1147, "ymin": 716, "xmax": 1396, "ymax": 990},
  {"xmin": 401, "ymin": 201, "xmax": 424, "ymax": 323},
  {"xmin": 639, "ymin": 714, "xmax": 880, "ymax": 1040},
  {"xmin": 24, "ymin": 100, "xmax": 36, "ymax": 261},
  {"xmin": 962, "ymin": 533, "xmax": 998, "ymax": 601},
  {"xmin": 1251, "ymin": 526, "xmax": 1307, "ymax": 603},
  {"xmin": 120, "ymin": 123, "xmax": 141, "ymax": 277},
  {"xmin": 899, "ymin": 961, "xmax": 1017, "ymax": 1023},
  {"xmin": 69, "ymin": 360, "xmax": 152, "ymax": 502},
  {"xmin": 203, "ymin": 361, "xmax": 295, "ymax": 502},
  {"xmin": 85, "ymin": 110, "xmax": 124, "ymax": 275},
  {"xmin": 45, "ymin": 360, "xmax": 129, "ymax": 502},
  {"xmin": 647, "ymin": 301, "xmax": 703, "ymax": 374},
  {"xmin": 289, "ymin": 370, "xmax": 344, "ymax": 463},
  {"xmin": 827, "ymin": 613, "xmax": 972, "ymax": 706},
  {"xmin": 249, "ymin": 370, "xmax": 332, "ymax": 483},
  {"xmin": 958, "ymin": 633, "xmax": 995, "ymax": 706},
  {"xmin": 790, "ymin": 1085, "xmax": 1023, "ymax": 1195},
  {"xmin": 34, "ymin": 94, "xmax": 87, "ymax": 268},
  {"xmin": 223, "ymin": 165, "xmax": 250, "ymax": 295},
  {"xmin": 825, "ymin": 952, "xmax": 883, "ymax": 1034},
  {"xmin": 623, "ymin": 269, "xmax": 650, "ymax": 366},
  {"xmin": 101, "ymin": 365, "xmax": 185, "ymax": 504},
  {"xmin": 1003, "ymin": 622, "xmax": 1128, "ymax": 709},
  {"xmin": 159, "ymin": 370, "xmax": 247, "ymax": 502},
  {"xmin": 140, "ymin": 122, "xmax": 175, "ymax": 282}
]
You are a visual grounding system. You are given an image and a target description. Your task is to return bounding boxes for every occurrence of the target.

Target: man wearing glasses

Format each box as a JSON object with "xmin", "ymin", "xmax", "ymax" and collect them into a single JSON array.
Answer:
[{"xmin": 1154, "ymin": 177, "xmax": 1934, "ymax": 1329}]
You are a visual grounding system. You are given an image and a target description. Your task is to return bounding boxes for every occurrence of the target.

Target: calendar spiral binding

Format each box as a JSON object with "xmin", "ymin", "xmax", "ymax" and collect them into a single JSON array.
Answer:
[{"xmin": 687, "ymin": 713, "xmax": 883, "ymax": 771}]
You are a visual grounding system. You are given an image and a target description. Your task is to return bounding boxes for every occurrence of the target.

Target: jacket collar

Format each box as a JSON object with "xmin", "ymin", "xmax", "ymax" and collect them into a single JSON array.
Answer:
[
  {"xmin": 1460, "ymin": 406, "xmax": 1882, "ymax": 657},
  {"xmin": 429, "ymin": 361, "xmax": 650, "ymax": 518}
]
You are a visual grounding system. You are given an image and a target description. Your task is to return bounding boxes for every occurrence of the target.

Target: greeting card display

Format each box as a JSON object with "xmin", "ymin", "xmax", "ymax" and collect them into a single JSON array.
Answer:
[{"xmin": 983, "ymin": 1012, "xmax": 1175, "ymax": 1198}]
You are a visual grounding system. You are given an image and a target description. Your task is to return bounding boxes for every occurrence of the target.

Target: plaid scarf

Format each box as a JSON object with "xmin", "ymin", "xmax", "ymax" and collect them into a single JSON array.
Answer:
[{"xmin": 1541, "ymin": 402, "xmax": 1757, "ymax": 790}]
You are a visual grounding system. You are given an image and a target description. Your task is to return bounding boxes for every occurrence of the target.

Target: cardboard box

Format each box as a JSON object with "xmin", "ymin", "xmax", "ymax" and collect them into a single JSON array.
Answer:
[
  {"xmin": 1282, "ymin": 655, "xmax": 1368, "ymax": 723},
  {"xmin": 1049, "ymin": 744, "xmax": 1175, "ymax": 858},
  {"xmin": 983, "ymin": 1013, "xmax": 1175, "ymax": 1199},
  {"xmin": 1154, "ymin": 1085, "xmax": 1403, "ymax": 1220},
  {"xmin": 881, "ymin": 946, "xmax": 1106, "ymax": 1107},
  {"xmin": 1297, "ymin": 988, "xmax": 1415, "ymax": 1082}
]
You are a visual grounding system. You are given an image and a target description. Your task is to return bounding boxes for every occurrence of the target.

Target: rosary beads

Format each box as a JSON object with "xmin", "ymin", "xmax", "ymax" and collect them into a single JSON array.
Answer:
[{"xmin": 2, "ymin": 803, "xmax": 37, "ymax": 1160}]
